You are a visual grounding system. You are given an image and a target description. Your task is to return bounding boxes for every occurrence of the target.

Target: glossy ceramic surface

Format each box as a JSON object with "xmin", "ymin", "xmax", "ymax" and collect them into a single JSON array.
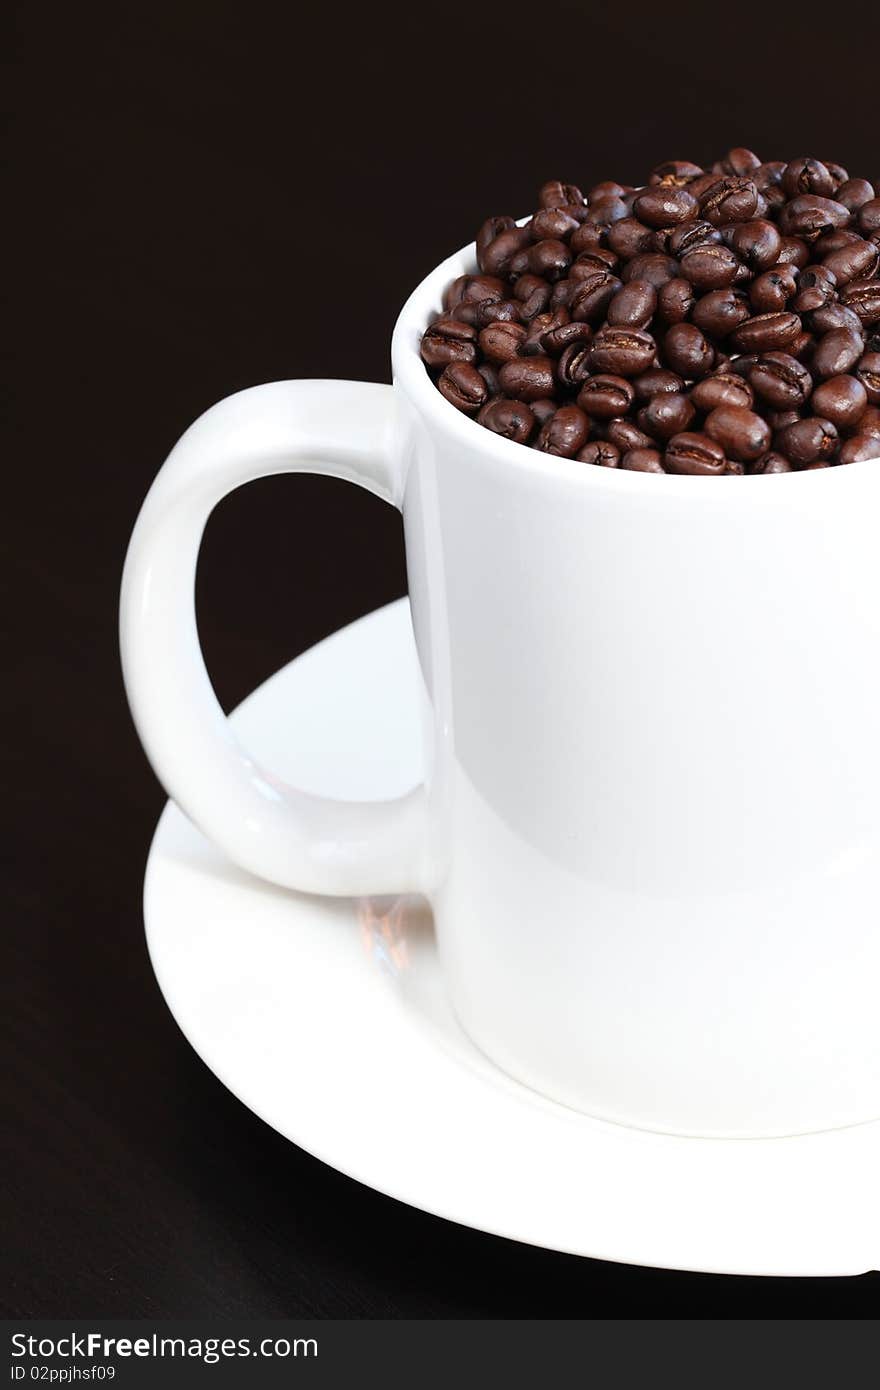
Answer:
[
  {"xmin": 144, "ymin": 602, "xmax": 880, "ymax": 1277},
  {"xmin": 122, "ymin": 232, "xmax": 880, "ymax": 1138}
]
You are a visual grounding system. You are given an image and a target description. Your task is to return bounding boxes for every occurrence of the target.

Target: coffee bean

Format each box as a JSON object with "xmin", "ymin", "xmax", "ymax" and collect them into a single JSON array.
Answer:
[
  {"xmin": 823, "ymin": 239, "xmax": 880, "ymax": 285},
  {"xmin": 622, "ymin": 253, "xmax": 680, "ymax": 288},
  {"xmin": 747, "ymin": 352, "xmax": 813, "ymax": 409},
  {"xmin": 606, "ymin": 218, "xmax": 655, "ymax": 260},
  {"xmin": 749, "ymin": 267, "xmax": 797, "ymax": 313},
  {"xmin": 777, "ymin": 416, "xmax": 839, "ymax": 465},
  {"xmin": 529, "ymin": 398, "xmax": 558, "ymax": 427},
  {"xmin": 704, "ymin": 405, "xmax": 771, "ymax": 461},
  {"xmin": 691, "ymin": 288, "xmax": 750, "ymax": 338},
  {"xmin": 632, "ymin": 367, "xmax": 685, "ymax": 401},
  {"xmin": 537, "ymin": 405, "xmax": 590, "ymax": 457},
  {"xmin": 657, "ymin": 277, "xmax": 696, "ymax": 324},
  {"xmin": 858, "ymin": 200, "xmax": 880, "ymax": 235},
  {"xmin": 730, "ymin": 311, "xmax": 801, "ymax": 353},
  {"xmin": 662, "ymin": 322, "xmax": 714, "ymax": 377},
  {"xmin": 525, "ymin": 239, "xmax": 572, "ymax": 282},
  {"xmin": 664, "ymin": 431, "xmax": 727, "ymax": 474},
  {"xmin": 539, "ymin": 180, "xmax": 585, "ymax": 210},
  {"xmin": 477, "ymin": 397, "xmax": 536, "ymax": 443},
  {"xmin": 649, "ymin": 159, "xmax": 704, "ymax": 186},
  {"xmin": 541, "ymin": 320, "xmax": 593, "ymax": 356},
  {"xmin": 810, "ymin": 375, "xmax": 868, "ymax": 430},
  {"xmin": 570, "ymin": 270, "xmax": 623, "ymax": 323},
  {"xmin": 522, "ymin": 311, "xmax": 559, "ymax": 356},
  {"xmin": 621, "ymin": 447, "xmax": 665, "ymax": 472},
  {"xmin": 700, "ymin": 177, "xmax": 759, "ymax": 226},
  {"xmin": 607, "ymin": 280, "xmax": 657, "ymax": 328},
  {"xmin": 578, "ymin": 440, "xmax": 621, "ymax": 467},
  {"xmin": 776, "ymin": 236, "xmax": 811, "ymax": 268},
  {"xmin": 590, "ymin": 327, "xmax": 656, "ymax": 377},
  {"xmin": 421, "ymin": 317, "xmax": 478, "ymax": 368},
  {"xmin": 605, "ymin": 418, "xmax": 655, "ymax": 452},
  {"xmin": 479, "ymin": 321, "xmax": 528, "ymax": 363},
  {"xmin": 668, "ymin": 220, "xmax": 722, "ymax": 257},
  {"xmin": 838, "ymin": 434, "xmax": 880, "ymax": 464},
  {"xmin": 782, "ymin": 158, "xmax": 835, "ymax": 199},
  {"xmin": 856, "ymin": 406, "xmax": 880, "ymax": 438},
  {"xmin": 556, "ymin": 339, "xmax": 595, "ymax": 389},
  {"xmin": 498, "ymin": 355, "xmax": 556, "ymax": 401},
  {"xmin": 730, "ymin": 219, "xmax": 782, "ymax": 271},
  {"xmin": 855, "ymin": 352, "xmax": 880, "ymax": 404},
  {"xmin": 839, "ymin": 279, "xmax": 880, "ymax": 325},
  {"xmin": 438, "ymin": 362, "xmax": 488, "ymax": 413},
  {"xmin": 638, "ymin": 392, "xmax": 695, "ymax": 440},
  {"xmin": 577, "ymin": 374, "xmax": 636, "ymax": 418},
  {"xmin": 804, "ymin": 302, "xmax": 864, "ymax": 336},
  {"xmin": 749, "ymin": 450, "xmax": 794, "ymax": 473},
  {"xmin": 811, "ymin": 327, "xmax": 865, "ymax": 379},
  {"xmin": 529, "ymin": 208, "xmax": 580, "ymax": 242},
  {"xmin": 570, "ymin": 222, "xmax": 606, "ymax": 254},
  {"xmin": 633, "ymin": 187, "xmax": 700, "ymax": 228},
  {"xmin": 779, "ymin": 195, "xmax": 851, "ymax": 240},
  {"xmin": 690, "ymin": 372, "xmax": 754, "ymax": 411},
  {"xmin": 680, "ymin": 244, "xmax": 741, "ymax": 290}
]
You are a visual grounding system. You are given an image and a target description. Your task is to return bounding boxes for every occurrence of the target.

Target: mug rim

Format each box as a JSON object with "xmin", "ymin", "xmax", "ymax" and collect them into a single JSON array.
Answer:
[{"xmin": 390, "ymin": 231, "xmax": 880, "ymax": 496}]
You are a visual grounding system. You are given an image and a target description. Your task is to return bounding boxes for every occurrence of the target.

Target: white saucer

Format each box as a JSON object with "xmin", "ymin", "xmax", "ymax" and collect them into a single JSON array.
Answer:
[{"xmin": 144, "ymin": 599, "xmax": 880, "ymax": 1278}]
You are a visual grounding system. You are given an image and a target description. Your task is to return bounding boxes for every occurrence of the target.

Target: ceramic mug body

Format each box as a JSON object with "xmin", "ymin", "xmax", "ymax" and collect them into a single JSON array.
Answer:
[{"xmin": 122, "ymin": 235, "xmax": 880, "ymax": 1139}]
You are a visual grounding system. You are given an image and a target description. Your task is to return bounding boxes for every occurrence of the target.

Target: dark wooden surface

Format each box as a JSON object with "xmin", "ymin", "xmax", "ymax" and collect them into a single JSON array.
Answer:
[{"xmin": 6, "ymin": 0, "xmax": 879, "ymax": 1317}]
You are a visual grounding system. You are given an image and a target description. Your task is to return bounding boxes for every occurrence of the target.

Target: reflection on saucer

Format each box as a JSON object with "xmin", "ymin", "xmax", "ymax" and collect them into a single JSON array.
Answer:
[{"xmin": 358, "ymin": 896, "xmax": 410, "ymax": 975}]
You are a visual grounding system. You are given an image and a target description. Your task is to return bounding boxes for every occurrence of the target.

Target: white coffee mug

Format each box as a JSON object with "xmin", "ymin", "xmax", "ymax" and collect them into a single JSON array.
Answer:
[{"xmin": 121, "ymin": 233, "xmax": 880, "ymax": 1139}]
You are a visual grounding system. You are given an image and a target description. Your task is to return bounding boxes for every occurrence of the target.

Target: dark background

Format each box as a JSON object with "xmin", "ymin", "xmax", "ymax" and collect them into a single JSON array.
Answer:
[{"xmin": 7, "ymin": 0, "xmax": 880, "ymax": 1317}]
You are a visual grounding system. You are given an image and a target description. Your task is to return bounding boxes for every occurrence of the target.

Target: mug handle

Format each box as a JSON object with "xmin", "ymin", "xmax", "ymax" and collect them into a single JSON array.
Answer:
[{"xmin": 120, "ymin": 379, "xmax": 426, "ymax": 896}]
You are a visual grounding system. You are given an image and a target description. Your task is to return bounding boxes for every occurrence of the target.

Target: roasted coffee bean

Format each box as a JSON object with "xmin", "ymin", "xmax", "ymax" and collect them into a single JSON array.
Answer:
[
  {"xmin": 522, "ymin": 311, "xmax": 558, "ymax": 356},
  {"xmin": 638, "ymin": 392, "xmax": 695, "ymax": 440},
  {"xmin": 649, "ymin": 159, "xmax": 704, "ymax": 186},
  {"xmin": 664, "ymin": 431, "xmax": 726, "ymax": 474},
  {"xmin": 680, "ymin": 243, "xmax": 740, "ymax": 290},
  {"xmin": 513, "ymin": 273, "xmax": 550, "ymax": 304},
  {"xmin": 517, "ymin": 282, "xmax": 553, "ymax": 321},
  {"xmin": 541, "ymin": 320, "xmax": 592, "ymax": 356},
  {"xmin": 779, "ymin": 195, "xmax": 851, "ymax": 240},
  {"xmin": 633, "ymin": 187, "xmax": 700, "ymax": 228},
  {"xmin": 479, "ymin": 320, "xmax": 528, "ymax": 363},
  {"xmin": 667, "ymin": 220, "xmax": 721, "ymax": 257},
  {"xmin": 811, "ymin": 327, "xmax": 865, "ymax": 379},
  {"xmin": 421, "ymin": 317, "xmax": 478, "ymax": 368},
  {"xmin": 782, "ymin": 158, "xmax": 835, "ymax": 199},
  {"xmin": 855, "ymin": 352, "xmax": 880, "ymax": 404},
  {"xmin": 590, "ymin": 327, "xmax": 656, "ymax": 377},
  {"xmin": 700, "ymin": 177, "xmax": 759, "ymax": 226},
  {"xmin": 604, "ymin": 418, "xmax": 655, "ymax": 452},
  {"xmin": 529, "ymin": 208, "xmax": 580, "ymax": 242},
  {"xmin": 632, "ymin": 367, "xmax": 685, "ymax": 401},
  {"xmin": 663, "ymin": 322, "xmax": 714, "ymax": 377},
  {"xmin": 773, "ymin": 236, "xmax": 810, "ymax": 268},
  {"xmin": 606, "ymin": 217, "xmax": 655, "ymax": 260},
  {"xmin": 747, "ymin": 352, "xmax": 813, "ymax": 409},
  {"xmin": 730, "ymin": 219, "xmax": 782, "ymax": 271},
  {"xmin": 810, "ymin": 375, "xmax": 868, "ymax": 430},
  {"xmin": 525, "ymin": 238, "xmax": 572, "ymax": 282},
  {"xmin": 477, "ymin": 397, "xmax": 536, "ymax": 444},
  {"xmin": 498, "ymin": 355, "xmax": 556, "ymax": 401},
  {"xmin": 578, "ymin": 440, "xmax": 621, "ymax": 467},
  {"xmin": 730, "ymin": 311, "xmax": 801, "ymax": 353},
  {"xmin": 766, "ymin": 409, "xmax": 802, "ymax": 431},
  {"xmin": 749, "ymin": 267, "xmax": 798, "ymax": 313},
  {"xmin": 570, "ymin": 222, "xmax": 605, "ymax": 254},
  {"xmin": 823, "ymin": 238, "xmax": 879, "ymax": 285},
  {"xmin": 804, "ymin": 302, "xmax": 864, "ymax": 336},
  {"xmin": 621, "ymin": 447, "xmax": 665, "ymax": 472},
  {"xmin": 539, "ymin": 180, "xmax": 584, "ymax": 210},
  {"xmin": 839, "ymin": 279, "xmax": 880, "ymax": 326},
  {"xmin": 537, "ymin": 405, "xmax": 590, "ymax": 457},
  {"xmin": 477, "ymin": 362, "xmax": 501, "ymax": 396},
  {"xmin": 722, "ymin": 148, "xmax": 761, "ymax": 176},
  {"xmin": 858, "ymin": 200, "xmax": 880, "ymax": 235},
  {"xmin": 438, "ymin": 362, "xmax": 488, "ymax": 413},
  {"xmin": 857, "ymin": 406, "xmax": 880, "ymax": 438},
  {"xmin": 838, "ymin": 434, "xmax": 880, "ymax": 464},
  {"xmin": 556, "ymin": 339, "xmax": 595, "ymax": 389},
  {"xmin": 622, "ymin": 253, "xmax": 680, "ymax": 288},
  {"xmin": 570, "ymin": 271, "xmax": 623, "ymax": 322},
  {"xmin": 657, "ymin": 277, "xmax": 696, "ymax": 324},
  {"xmin": 585, "ymin": 197, "xmax": 629, "ymax": 230},
  {"xmin": 749, "ymin": 450, "xmax": 794, "ymax": 473},
  {"xmin": 576, "ymin": 374, "xmax": 635, "ymax": 418},
  {"xmin": 777, "ymin": 416, "xmax": 838, "ymax": 465},
  {"xmin": 691, "ymin": 288, "xmax": 750, "ymax": 338},
  {"xmin": 573, "ymin": 246, "xmax": 620, "ymax": 272},
  {"xmin": 477, "ymin": 215, "xmax": 516, "ymax": 262},
  {"xmin": 529, "ymin": 398, "xmax": 558, "ymax": 427},
  {"xmin": 704, "ymin": 405, "xmax": 771, "ymax": 462},
  {"xmin": 607, "ymin": 280, "xmax": 657, "ymax": 328},
  {"xmin": 473, "ymin": 298, "xmax": 522, "ymax": 327},
  {"xmin": 690, "ymin": 372, "xmax": 754, "ymax": 411}
]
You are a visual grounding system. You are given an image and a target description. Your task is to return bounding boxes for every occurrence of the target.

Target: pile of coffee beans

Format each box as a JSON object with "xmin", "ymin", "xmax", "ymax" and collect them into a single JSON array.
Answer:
[{"xmin": 420, "ymin": 151, "xmax": 880, "ymax": 473}]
